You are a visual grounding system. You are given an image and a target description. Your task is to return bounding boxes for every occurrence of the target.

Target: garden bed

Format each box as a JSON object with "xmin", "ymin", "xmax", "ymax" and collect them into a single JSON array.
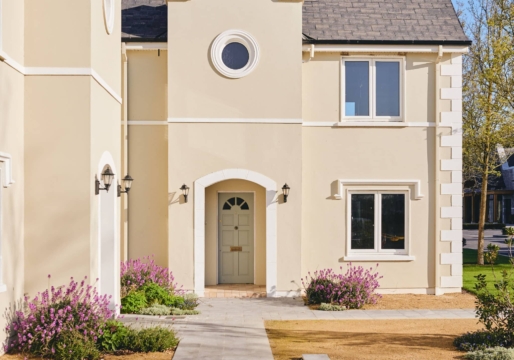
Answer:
[
  {"xmin": 307, "ymin": 292, "xmax": 475, "ymax": 310},
  {"xmin": 1, "ymin": 351, "xmax": 174, "ymax": 359},
  {"xmin": 266, "ymin": 319, "xmax": 482, "ymax": 360}
]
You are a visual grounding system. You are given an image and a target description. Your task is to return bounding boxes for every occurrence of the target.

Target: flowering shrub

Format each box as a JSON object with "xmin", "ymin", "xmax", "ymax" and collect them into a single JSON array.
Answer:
[
  {"xmin": 121, "ymin": 256, "xmax": 182, "ymax": 297},
  {"xmin": 5, "ymin": 276, "xmax": 113, "ymax": 358},
  {"xmin": 302, "ymin": 264, "xmax": 382, "ymax": 309}
]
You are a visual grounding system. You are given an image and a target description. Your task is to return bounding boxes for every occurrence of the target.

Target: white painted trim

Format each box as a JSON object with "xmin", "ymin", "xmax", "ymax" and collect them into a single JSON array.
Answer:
[
  {"xmin": 96, "ymin": 151, "xmax": 120, "ymax": 313},
  {"xmin": 91, "ymin": 69, "xmax": 123, "ymax": 104},
  {"xmin": 168, "ymin": 118, "xmax": 302, "ymax": 124},
  {"xmin": 126, "ymin": 121, "xmax": 168, "ymax": 125},
  {"xmin": 343, "ymin": 255, "xmax": 415, "ymax": 262},
  {"xmin": 0, "ymin": 53, "xmax": 122, "ymax": 104},
  {"xmin": 302, "ymin": 44, "xmax": 469, "ymax": 54},
  {"xmin": 125, "ymin": 43, "xmax": 168, "ymax": 51},
  {"xmin": 334, "ymin": 179, "xmax": 423, "ymax": 200},
  {"xmin": 194, "ymin": 169, "xmax": 278, "ymax": 297},
  {"xmin": 0, "ymin": 152, "xmax": 14, "ymax": 188},
  {"xmin": 211, "ymin": 30, "xmax": 260, "ymax": 79},
  {"xmin": 103, "ymin": 0, "xmax": 115, "ymax": 35},
  {"xmin": 346, "ymin": 190, "xmax": 410, "ymax": 257},
  {"xmin": 0, "ymin": 171, "xmax": 6, "ymax": 293}
]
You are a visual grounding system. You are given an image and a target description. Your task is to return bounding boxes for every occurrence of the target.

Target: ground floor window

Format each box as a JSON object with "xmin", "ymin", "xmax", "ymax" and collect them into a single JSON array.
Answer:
[{"xmin": 349, "ymin": 191, "xmax": 408, "ymax": 255}]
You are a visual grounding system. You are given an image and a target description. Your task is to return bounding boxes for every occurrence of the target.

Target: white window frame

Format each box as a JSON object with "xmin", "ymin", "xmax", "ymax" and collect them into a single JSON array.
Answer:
[
  {"xmin": 346, "ymin": 190, "xmax": 410, "ymax": 256},
  {"xmin": 341, "ymin": 57, "xmax": 405, "ymax": 122}
]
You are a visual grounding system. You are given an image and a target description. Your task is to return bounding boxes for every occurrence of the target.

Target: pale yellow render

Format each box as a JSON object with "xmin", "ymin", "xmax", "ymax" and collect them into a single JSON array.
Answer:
[
  {"xmin": 121, "ymin": 0, "xmax": 466, "ymax": 297},
  {"xmin": 0, "ymin": 0, "xmax": 123, "ymax": 350},
  {"xmin": 0, "ymin": 0, "xmax": 467, "ymax": 351}
]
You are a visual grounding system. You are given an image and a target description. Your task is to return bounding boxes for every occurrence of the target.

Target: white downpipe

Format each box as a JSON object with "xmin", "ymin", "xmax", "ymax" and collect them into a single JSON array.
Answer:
[{"xmin": 434, "ymin": 45, "xmax": 443, "ymax": 294}]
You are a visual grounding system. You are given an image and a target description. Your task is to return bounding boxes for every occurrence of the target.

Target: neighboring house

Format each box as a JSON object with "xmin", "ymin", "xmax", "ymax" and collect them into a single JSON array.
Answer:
[
  {"xmin": 0, "ymin": 0, "xmax": 469, "ymax": 346},
  {"xmin": 463, "ymin": 152, "xmax": 514, "ymax": 225}
]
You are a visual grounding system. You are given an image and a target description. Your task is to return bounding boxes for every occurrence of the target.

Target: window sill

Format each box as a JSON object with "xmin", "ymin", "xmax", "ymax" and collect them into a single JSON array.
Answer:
[{"xmin": 342, "ymin": 255, "xmax": 415, "ymax": 262}]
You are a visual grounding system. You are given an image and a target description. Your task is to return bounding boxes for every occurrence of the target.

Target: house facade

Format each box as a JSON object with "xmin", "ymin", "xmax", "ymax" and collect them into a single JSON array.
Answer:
[{"xmin": 0, "ymin": 0, "xmax": 468, "ymax": 345}]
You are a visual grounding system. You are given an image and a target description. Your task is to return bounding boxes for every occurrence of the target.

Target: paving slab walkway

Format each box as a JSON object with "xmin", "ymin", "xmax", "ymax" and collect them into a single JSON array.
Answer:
[{"xmin": 123, "ymin": 297, "xmax": 476, "ymax": 360}]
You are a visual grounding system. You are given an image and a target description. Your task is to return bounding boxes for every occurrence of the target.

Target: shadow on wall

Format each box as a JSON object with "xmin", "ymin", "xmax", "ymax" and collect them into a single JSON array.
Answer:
[{"xmin": 122, "ymin": 5, "xmax": 167, "ymax": 40}]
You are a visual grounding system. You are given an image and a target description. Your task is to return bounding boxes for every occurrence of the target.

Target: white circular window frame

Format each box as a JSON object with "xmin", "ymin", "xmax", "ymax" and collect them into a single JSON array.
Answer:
[
  {"xmin": 211, "ymin": 30, "xmax": 260, "ymax": 79},
  {"xmin": 103, "ymin": 0, "xmax": 115, "ymax": 35}
]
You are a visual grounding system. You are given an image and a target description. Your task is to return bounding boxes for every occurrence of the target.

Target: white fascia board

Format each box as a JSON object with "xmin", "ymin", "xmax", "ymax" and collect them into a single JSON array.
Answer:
[
  {"xmin": 125, "ymin": 42, "xmax": 168, "ymax": 51},
  {"xmin": 302, "ymin": 44, "xmax": 469, "ymax": 54}
]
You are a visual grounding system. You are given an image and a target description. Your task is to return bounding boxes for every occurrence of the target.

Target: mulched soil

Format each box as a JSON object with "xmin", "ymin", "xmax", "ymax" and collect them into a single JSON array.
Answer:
[{"xmin": 266, "ymin": 319, "xmax": 481, "ymax": 360}]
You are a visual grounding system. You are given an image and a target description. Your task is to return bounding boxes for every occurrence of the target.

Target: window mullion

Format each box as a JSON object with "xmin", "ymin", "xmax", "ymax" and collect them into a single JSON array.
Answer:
[{"xmin": 369, "ymin": 60, "xmax": 375, "ymax": 119}]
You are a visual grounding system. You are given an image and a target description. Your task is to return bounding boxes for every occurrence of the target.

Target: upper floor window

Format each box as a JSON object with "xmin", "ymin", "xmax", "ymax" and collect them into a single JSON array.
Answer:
[{"xmin": 342, "ymin": 58, "xmax": 404, "ymax": 121}]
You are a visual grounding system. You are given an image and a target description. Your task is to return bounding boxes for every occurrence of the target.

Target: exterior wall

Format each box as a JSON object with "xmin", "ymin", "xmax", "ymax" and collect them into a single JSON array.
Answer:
[
  {"xmin": 302, "ymin": 128, "xmax": 436, "ymax": 290},
  {"xmin": 128, "ymin": 125, "xmax": 168, "ymax": 266},
  {"xmin": 91, "ymin": 0, "xmax": 121, "ymax": 97},
  {"xmin": 24, "ymin": 0, "xmax": 91, "ymax": 68},
  {"xmin": 23, "ymin": 1, "xmax": 122, "ymax": 300},
  {"xmin": 126, "ymin": 50, "xmax": 168, "ymax": 267},
  {"xmin": 167, "ymin": 0, "xmax": 302, "ymax": 120},
  {"xmin": 205, "ymin": 180, "xmax": 266, "ymax": 286},
  {"xmin": 24, "ymin": 77, "xmax": 92, "ymax": 294},
  {"xmin": 301, "ymin": 51, "xmax": 462, "ymax": 293},
  {"xmin": 1, "ymin": 0, "xmax": 25, "ymax": 62},
  {"xmin": 0, "ymin": 33, "xmax": 25, "ymax": 356},
  {"xmin": 168, "ymin": 124, "xmax": 302, "ymax": 293}
]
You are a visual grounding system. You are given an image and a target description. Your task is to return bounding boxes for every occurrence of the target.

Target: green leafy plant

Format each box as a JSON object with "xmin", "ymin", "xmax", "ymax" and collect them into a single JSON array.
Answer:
[
  {"xmin": 124, "ymin": 326, "xmax": 178, "ymax": 352},
  {"xmin": 178, "ymin": 293, "xmax": 200, "ymax": 310},
  {"xmin": 319, "ymin": 303, "xmax": 345, "ymax": 311},
  {"xmin": 120, "ymin": 291, "xmax": 147, "ymax": 314},
  {"xmin": 54, "ymin": 329, "xmax": 101, "ymax": 360},
  {"xmin": 142, "ymin": 283, "xmax": 173, "ymax": 305},
  {"xmin": 170, "ymin": 308, "xmax": 200, "ymax": 315},
  {"xmin": 465, "ymin": 346, "xmax": 514, "ymax": 360},
  {"xmin": 454, "ymin": 330, "xmax": 510, "ymax": 352},
  {"xmin": 139, "ymin": 304, "xmax": 172, "ymax": 316},
  {"xmin": 97, "ymin": 320, "xmax": 130, "ymax": 352}
]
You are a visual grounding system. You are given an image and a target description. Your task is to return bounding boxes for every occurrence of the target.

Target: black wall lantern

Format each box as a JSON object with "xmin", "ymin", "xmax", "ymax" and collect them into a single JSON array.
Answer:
[
  {"xmin": 95, "ymin": 168, "xmax": 115, "ymax": 195},
  {"xmin": 118, "ymin": 175, "xmax": 134, "ymax": 197},
  {"xmin": 180, "ymin": 184, "xmax": 190, "ymax": 203},
  {"xmin": 282, "ymin": 183, "xmax": 290, "ymax": 203}
]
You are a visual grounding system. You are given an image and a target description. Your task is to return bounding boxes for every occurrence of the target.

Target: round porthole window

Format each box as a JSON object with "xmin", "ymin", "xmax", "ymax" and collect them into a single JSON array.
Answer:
[
  {"xmin": 211, "ymin": 30, "xmax": 260, "ymax": 79},
  {"xmin": 103, "ymin": 0, "xmax": 115, "ymax": 34}
]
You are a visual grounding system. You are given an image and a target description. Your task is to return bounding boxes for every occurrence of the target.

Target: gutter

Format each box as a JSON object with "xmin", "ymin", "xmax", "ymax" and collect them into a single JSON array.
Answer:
[{"xmin": 303, "ymin": 39, "xmax": 472, "ymax": 46}]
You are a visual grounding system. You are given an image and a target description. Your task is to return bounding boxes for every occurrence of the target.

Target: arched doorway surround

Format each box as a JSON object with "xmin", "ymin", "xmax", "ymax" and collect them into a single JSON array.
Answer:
[
  {"xmin": 97, "ymin": 151, "xmax": 120, "ymax": 312},
  {"xmin": 194, "ymin": 169, "xmax": 277, "ymax": 297}
]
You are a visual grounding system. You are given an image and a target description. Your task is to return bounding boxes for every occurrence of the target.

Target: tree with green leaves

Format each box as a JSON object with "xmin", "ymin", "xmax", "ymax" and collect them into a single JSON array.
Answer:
[{"xmin": 462, "ymin": 0, "xmax": 514, "ymax": 264}]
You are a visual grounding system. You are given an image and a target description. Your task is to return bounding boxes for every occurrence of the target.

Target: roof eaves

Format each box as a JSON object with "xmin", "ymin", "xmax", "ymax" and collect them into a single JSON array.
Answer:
[{"xmin": 303, "ymin": 39, "xmax": 472, "ymax": 46}]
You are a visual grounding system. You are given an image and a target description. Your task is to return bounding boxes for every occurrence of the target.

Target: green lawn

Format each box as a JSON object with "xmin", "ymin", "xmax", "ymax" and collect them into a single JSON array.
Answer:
[{"xmin": 463, "ymin": 248, "xmax": 513, "ymax": 294}]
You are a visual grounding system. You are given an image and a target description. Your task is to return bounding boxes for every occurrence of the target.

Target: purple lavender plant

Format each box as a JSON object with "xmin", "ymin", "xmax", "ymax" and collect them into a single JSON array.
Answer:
[
  {"xmin": 120, "ymin": 256, "xmax": 182, "ymax": 297},
  {"xmin": 302, "ymin": 264, "xmax": 383, "ymax": 309},
  {"xmin": 4, "ymin": 276, "xmax": 113, "ymax": 358}
]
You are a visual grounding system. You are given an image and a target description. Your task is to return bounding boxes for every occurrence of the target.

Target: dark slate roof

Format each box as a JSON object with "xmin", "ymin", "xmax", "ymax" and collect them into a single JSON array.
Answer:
[
  {"xmin": 122, "ymin": 0, "xmax": 470, "ymax": 45},
  {"xmin": 303, "ymin": 0, "xmax": 470, "ymax": 44},
  {"xmin": 122, "ymin": 0, "xmax": 167, "ymax": 41}
]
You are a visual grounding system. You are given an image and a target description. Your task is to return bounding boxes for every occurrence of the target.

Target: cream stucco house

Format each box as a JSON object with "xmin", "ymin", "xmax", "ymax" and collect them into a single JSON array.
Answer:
[{"xmin": 0, "ymin": 0, "xmax": 469, "ymax": 345}]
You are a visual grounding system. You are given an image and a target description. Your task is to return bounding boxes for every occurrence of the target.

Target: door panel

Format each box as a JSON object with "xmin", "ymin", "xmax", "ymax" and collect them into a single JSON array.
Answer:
[{"xmin": 218, "ymin": 193, "xmax": 254, "ymax": 284}]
